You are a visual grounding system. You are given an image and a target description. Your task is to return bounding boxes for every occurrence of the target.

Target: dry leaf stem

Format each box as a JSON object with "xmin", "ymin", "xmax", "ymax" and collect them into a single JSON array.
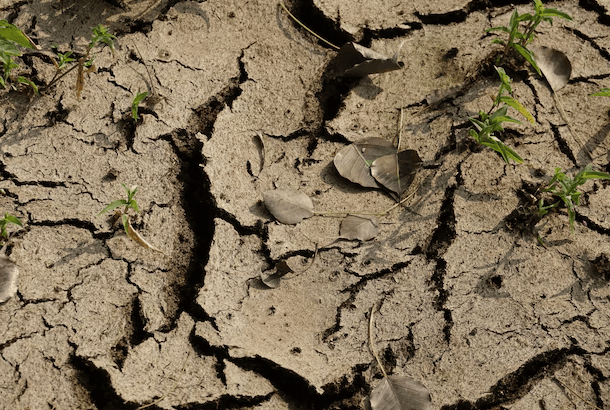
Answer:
[
  {"xmin": 279, "ymin": 2, "xmax": 339, "ymax": 50},
  {"xmin": 369, "ymin": 302, "xmax": 388, "ymax": 377}
]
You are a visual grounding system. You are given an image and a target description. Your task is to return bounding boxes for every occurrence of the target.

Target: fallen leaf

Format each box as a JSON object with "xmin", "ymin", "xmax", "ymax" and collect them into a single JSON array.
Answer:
[
  {"xmin": 530, "ymin": 45, "xmax": 571, "ymax": 91},
  {"xmin": 365, "ymin": 375, "xmax": 432, "ymax": 410},
  {"xmin": 263, "ymin": 190, "xmax": 314, "ymax": 224},
  {"xmin": 252, "ymin": 132, "xmax": 265, "ymax": 176},
  {"xmin": 340, "ymin": 215, "xmax": 380, "ymax": 241},
  {"xmin": 370, "ymin": 150, "xmax": 422, "ymax": 198},
  {"xmin": 0, "ymin": 245, "xmax": 19, "ymax": 303},
  {"xmin": 124, "ymin": 215, "xmax": 163, "ymax": 253},
  {"xmin": 334, "ymin": 137, "xmax": 397, "ymax": 189},
  {"xmin": 260, "ymin": 261, "xmax": 293, "ymax": 288},
  {"xmin": 331, "ymin": 42, "xmax": 404, "ymax": 77}
]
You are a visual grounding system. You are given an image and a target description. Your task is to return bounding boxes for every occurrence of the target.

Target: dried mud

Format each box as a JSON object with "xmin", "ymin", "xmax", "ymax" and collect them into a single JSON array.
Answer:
[{"xmin": 1, "ymin": 0, "xmax": 610, "ymax": 409}]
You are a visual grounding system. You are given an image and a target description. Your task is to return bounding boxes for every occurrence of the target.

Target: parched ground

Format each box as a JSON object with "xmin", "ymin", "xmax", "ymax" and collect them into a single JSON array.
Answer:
[{"xmin": 1, "ymin": 0, "xmax": 610, "ymax": 409}]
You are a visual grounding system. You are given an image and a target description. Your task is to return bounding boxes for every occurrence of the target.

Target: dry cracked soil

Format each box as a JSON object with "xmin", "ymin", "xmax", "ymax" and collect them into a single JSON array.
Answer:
[{"xmin": 1, "ymin": 0, "xmax": 610, "ymax": 409}]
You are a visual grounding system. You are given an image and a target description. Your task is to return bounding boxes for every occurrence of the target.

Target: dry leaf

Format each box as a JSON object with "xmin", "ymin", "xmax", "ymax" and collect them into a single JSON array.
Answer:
[
  {"xmin": 530, "ymin": 45, "xmax": 571, "ymax": 91},
  {"xmin": 334, "ymin": 138, "xmax": 397, "ymax": 188},
  {"xmin": 340, "ymin": 215, "xmax": 380, "ymax": 241},
  {"xmin": 263, "ymin": 190, "xmax": 314, "ymax": 224},
  {"xmin": 331, "ymin": 42, "xmax": 404, "ymax": 77},
  {"xmin": 253, "ymin": 132, "xmax": 265, "ymax": 176},
  {"xmin": 260, "ymin": 261, "xmax": 293, "ymax": 289},
  {"xmin": 125, "ymin": 216, "xmax": 163, "ymax": 253},
  {"xmin": 0, "ymin": 246, "xmax": 19, "ymax": 303},
  {"xmin": 370, "ymin": 150, "xmax": 422, "ymax": 198},
  {"xmin": 365, "ymin": 375, "xmax": 432, "ymax": 410}
]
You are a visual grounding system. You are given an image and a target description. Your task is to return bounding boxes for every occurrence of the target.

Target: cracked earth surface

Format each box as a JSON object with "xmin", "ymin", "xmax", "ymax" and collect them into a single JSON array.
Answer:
[{"xmin": 1, "ymin": 0, "xmax": 610, "ymax": 409}]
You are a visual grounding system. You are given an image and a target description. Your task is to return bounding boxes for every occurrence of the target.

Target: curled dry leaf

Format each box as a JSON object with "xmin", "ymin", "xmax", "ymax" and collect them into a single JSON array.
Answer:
[
  {"xmin": 260, "ymin": 261, "xmax": 293, "ymax": 289},
  {"xmin": 365, "ymin": 375, "xmax": 432, "ymax": 410},
  {"xmin": 370, "ymin": 150, "xmax": 422, "ymax": 198},
  {"xmin": 263, "ymin": 189, "xmax": 314, "ymax": 224},
  {"xmin": 529, "ymin": 45, "xmax": 571, "ymax": 91},
  {"xmin": 340, "ymin": 215, "xmax": 380, "ymax": 241},
  {"xmin": 330, "ymin": 42, "xmax": 404, "ymax": 77},
  {"xmin": 334, "ymin": 137, "xmax": 397, "ymax": 189},
  {"xmin": 252, "ymin": 132, "xmax": 265, "ymax": 176},
  {"xmin": 0, "ymin": 246, "xmax": 19, "ymax": 303},
  {"xmin": 125, "ymin": 216, "xmax": 163, "ymax": 253}
]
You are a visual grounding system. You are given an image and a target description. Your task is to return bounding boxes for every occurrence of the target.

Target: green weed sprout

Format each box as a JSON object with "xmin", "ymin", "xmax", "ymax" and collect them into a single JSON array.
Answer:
[
  {"xmin": 99, "ymin": 184, "xmax": 140, "ymax": 235},
  {"xmin": 132, "ymin": 91, "xmax": 149, "ymax": 121},
  {"xmin": 468, "ymin": 66, "xmax": 534, "ymax": 164},
  {"xmin": 487, "ymin": 0, "xmax": 572, "ymax": 75},
  {"xmin": 0, "ymin": 212, "xmax": 22, "ymax": 242},
  {"xmin": 0, "ymin": 19, "xmax": 38, "ymax": 93},
  {"xmin": 591, "ymin": 88, "xmax": 610, "ymax": 97},
  {"xmin": 538, "ymin": 165, "xmax": 610, "ymax": 233}
]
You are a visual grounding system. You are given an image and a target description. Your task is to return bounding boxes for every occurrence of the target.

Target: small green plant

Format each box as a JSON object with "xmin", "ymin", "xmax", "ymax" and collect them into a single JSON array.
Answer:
[
  {"xmin": 0, "ymin": 19, "xmax": 38, "ymax": 93},
  {"xmin": 591, "ymin": 88, "xmax": 610, "ymax": 97},
  {"xmin": 132, "ymin": 91, "xmax": 149, "ymax": 121},
  {"xmin": 538, "ymin": 165, "xmax": 610, "ymax": 233},
  {"xmin": 487, "ymin": 0, "xmax": 572, "ymax": 75},
  {"xmin": 1, "ymin": 21, "xmax": 115, "ymax": 97},
  {"xmin": 0, "ymin": 212, "xmax": 22, "ymax": 243},
  {"xmin": 469, "ymin": 66, "xmax": 534, "ymax": 164},
  {"xmin": 99, "ymin": 183, "xmax": 140, "ymax": 235}
]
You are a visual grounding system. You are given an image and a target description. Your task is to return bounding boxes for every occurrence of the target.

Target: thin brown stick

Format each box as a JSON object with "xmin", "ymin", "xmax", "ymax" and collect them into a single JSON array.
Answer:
[
  {"xmin": 369, "ymin": 302, "xmax": 387, "ymax": 378},
  {"xmin": 553, "ymin": 377, "xmax": 604, "ymax": 410}
]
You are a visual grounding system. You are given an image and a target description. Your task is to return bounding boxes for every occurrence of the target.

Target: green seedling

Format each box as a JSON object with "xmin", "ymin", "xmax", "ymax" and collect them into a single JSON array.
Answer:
[
  {"xmin": 56, "ymin": 51, "xmax": 75, "ymax": 70},
  {"xmin": 99, "ymin": 183, "xmax": 140, "ymax": 235},
  {"xmin": 487, "ymin": 0, "xmax": 572, "ymax": 75},
  {"xmin": 132, "ymin": 91, "xmax": 149, "ymax": 121},
  {"xmin": 0, "ymin": 212, "xmax": 22, "ymax": 242},
  {"xmin": 0, "ymin": 19, "xmax": 37, "ymax": 93},
  {"xmin": 469, "ymin": 66, "xmax": 534, "ymax": 164},
  {"xmin": 98, "ymin": 184, "xmax": 162, "ymax": 253},
  {"xmin": 538, "ymin": 165, "xmax": 610, "ymax": 233},
  {"xmin": 591, "ymin": 88, "xmax": 610, "ymax": 97}
]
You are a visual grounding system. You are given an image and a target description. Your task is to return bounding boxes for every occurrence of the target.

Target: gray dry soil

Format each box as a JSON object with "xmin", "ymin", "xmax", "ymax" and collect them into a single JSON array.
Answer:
[{"xmin": 1, "ymin": 0, "xmax": 610, "ymax": 409}]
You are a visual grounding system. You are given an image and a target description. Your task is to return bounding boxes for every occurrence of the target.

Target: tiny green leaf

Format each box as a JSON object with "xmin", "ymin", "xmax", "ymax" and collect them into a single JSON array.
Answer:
[
  {"xmin": 16, "ymin": 76, "xmax": 38, "ymax": 94},
  {"xmin": 4, "ymin": 213, "xmax": 22, "ymax": 227},
  {"xmin": 541, "ymin": 8, "xmax": 572, "ymax": 21},
  {"xmin": 99, "ymin": 199, "xmax": 128, "ymax": 215},
  {"xmin": 591, "ymin": 88, "xmax": 610, "ymax": 97},
  {"xmin": 499, "ymin": 96, "xmax": 535, "ymax": 124},
  {"xmin": 131, "ymin": 91, "xmax": 149, "ymax": 121}
]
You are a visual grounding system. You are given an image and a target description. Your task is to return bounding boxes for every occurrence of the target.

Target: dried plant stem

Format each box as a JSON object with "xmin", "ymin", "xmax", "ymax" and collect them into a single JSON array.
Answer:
[
  {"xmin": 553, "ymin": 92, "xmax": 593, "ymax": 162},
  {"xmin": 369, "ymin": 302, "xmax": 387, "ymax": 378},
  {"xmin": 553, "ymin": 377, "xmax": 603, "ymax": 410},
  {"xmin": 279, "ymin": 2, "xmax": 340, "ymax": 50}
]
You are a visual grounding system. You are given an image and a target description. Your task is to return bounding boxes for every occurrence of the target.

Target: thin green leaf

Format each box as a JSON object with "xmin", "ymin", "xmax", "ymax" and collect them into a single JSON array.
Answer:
[
  {"xmin": 99, "ymin": 199, "xmax": 128, "ymax": 215},
  {"xmin": 499, "ymin": 96, "xmax": 535, "ymax": 124},
  {"xmin": 128, "ymin": 199, "xmax": 140, "ymax": 214},
  {"xmin": 4, "ymin": 214, "xmax": 22, "ymax": 227},
  {"xmin": 591, "ymin": 88, "xmax": 610, "ymax": 97},
  {"xmin": 0, "ymin": 21, "xmax": 34, "ymax": 49},
  {"xmin": 513, "ymin": 43, "xmax": 541, "ymax": 75},
  {"xmin": 578, "ymin": 171, "xmax": 610, "ymax": 180},
  {"xmin": 16, "ymin": 76, "xmax": 38, "ymax": 94},
  {"xmin": 132, "ymin": 91, "xmax": 149, "ymax": 121},
  {"xmin": 541, "ymin": 8, "xmax": 572, "ymax": 21}
]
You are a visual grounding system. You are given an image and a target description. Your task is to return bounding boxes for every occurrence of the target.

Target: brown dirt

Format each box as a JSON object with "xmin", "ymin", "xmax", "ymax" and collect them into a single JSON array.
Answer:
[{"xmin": 1, "ymin": 0, "xmax": 610, "ymax": 409}]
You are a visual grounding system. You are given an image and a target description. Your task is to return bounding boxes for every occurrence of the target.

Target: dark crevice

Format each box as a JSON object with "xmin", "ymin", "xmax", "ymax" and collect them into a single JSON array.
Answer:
[
  {"xmin": 425, "ymin": 183, "xmax": 457, "ymax": 343},
  {"xmin": 441, "ymin": 345, "xmax": 587, "ymax": 409},
  {"xmin": 549, "ymin": 123, "xmax": 577, "ymax": 166},
  {"xmin": 175, "ymin": 393, "xmax": 273, "ymax": 410},
  {"xmin": 128, "ymin": 296, "xmax": 151, "ymax": 347},
  {"xmin": 157, "ymin": 127, "xmax": 216, "ymax": 331},
  {"xmin": 187, "ymin": 48, "xmax": 250, "ymax": 139},
  {"xmin": 217, "ymin": 207, "xmax": 268, "ymax": 238},
  {"xmin": 321, "ymin": 261, "xmax": 412, "ymax": 342},
  {"xmin": 578, "ymin": 0, "xmax": 610, "ymax": 26},
  {"xmin": 71, "ymin": 355, "xmax": 138, "ymax": 410},
  {"xmin": 28, "ymin": 218, "xmax": 98, "ymax": 232},
  {"xmin": 230, "ymin": 355, "xmax": 319, "ymax": 410},
  {"xmin": 282, "ymin": 0, "xmax": 353, "ymax": 47},
  {"xmin": 359, "ymin": 22, "xmax": 423, "ymax": 47},
  {"xmin": 564, "ymin": 27, "xmax": 610, "ymax": 61},
  {"xmin": 415, "ymin": 0, "xmax": 530, "ymax": 26}
]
